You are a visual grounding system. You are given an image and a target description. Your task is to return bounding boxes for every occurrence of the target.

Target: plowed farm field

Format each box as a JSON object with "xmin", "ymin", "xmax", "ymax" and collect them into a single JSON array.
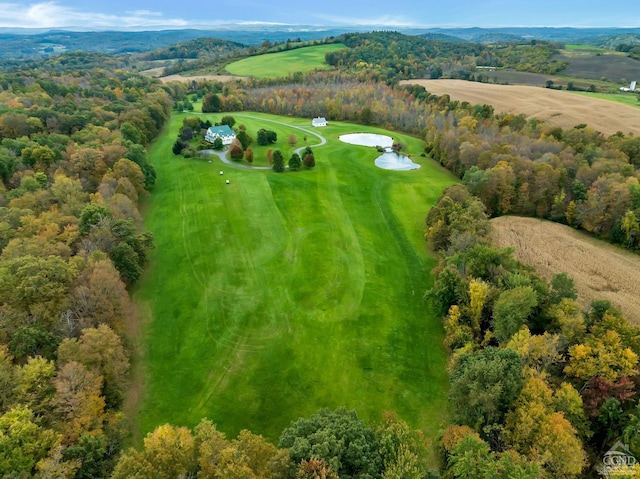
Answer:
[
  {"xmin": 490, "ymin": 216, "xmax": 640, "ymax": 325},
  {"xmin": 401, "ymin": 79, "xmax": 640, "ymax": 137}
]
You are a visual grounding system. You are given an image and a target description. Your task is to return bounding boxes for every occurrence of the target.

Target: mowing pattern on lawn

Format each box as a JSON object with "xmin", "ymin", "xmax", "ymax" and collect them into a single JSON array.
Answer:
[
  {"xmin": 135, "ymin": 112, "xmax": 455, "ymax": 442},
  {"xmin": 226, "ymin": 43, "xmax": 347, "ymax": 79}
]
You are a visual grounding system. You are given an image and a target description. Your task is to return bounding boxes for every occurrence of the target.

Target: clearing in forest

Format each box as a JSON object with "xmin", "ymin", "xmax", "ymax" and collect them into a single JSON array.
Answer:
[
  {"xmin": 491, "ymin": 216, "xmax": 640, "ymax": 326},
  {"xmin": 401, "ymin": 79, "xmax": 640, "ymax": 136},
  {"xmin": 132, "ymin": 111, "xmax": 455, "ymax": 444}
]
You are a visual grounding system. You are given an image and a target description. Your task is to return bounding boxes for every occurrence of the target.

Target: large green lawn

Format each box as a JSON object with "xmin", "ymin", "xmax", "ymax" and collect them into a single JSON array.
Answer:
[
  {"xmin": 226, "ymin": 44, "xmax": 346, "ymax": 79},
  {"xmin": 133, "ymin": 112, "xmax": 456, "ymax": 444}
]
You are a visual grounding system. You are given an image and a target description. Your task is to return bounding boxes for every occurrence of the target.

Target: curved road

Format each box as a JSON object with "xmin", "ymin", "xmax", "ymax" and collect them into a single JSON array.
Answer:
[{"xmin": 199, "ymin": 114, "xmax": 327, "ymax": 170}]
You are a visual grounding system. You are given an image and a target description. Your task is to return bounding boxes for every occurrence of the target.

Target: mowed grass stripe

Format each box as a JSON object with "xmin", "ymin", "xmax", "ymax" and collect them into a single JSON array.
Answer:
[
  {"xmin": 226, "ymin": 43, "xmax": 347, "ymax": 79},
  {"xmin": 134, "ymin": 112, "xmax": 456, "ymax": 443}
]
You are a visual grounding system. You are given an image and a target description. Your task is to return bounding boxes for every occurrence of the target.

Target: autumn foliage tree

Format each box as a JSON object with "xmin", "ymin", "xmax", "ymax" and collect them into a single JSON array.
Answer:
[{"xmin": 0, "ymin": 51, "xmax": 167, "ymax": 478}]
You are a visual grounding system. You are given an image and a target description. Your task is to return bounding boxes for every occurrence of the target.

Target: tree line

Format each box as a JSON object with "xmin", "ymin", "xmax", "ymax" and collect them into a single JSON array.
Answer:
[{"xmin": 111, "ymin": 408, "xmax": 432, "ymax": 479}]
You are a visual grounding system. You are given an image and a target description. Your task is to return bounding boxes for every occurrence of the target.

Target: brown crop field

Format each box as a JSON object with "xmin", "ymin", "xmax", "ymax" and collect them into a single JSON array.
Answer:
[
  {"xmin": 401, "ymin": 79, "xmax": 640, "ymax": 136},
  {"xmin": 490, "ymin": 216, "xmax": 640, "ymax": 326}
]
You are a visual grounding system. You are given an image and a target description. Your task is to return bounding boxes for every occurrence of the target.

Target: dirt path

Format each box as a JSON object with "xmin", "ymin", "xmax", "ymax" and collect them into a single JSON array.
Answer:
[{"xmin": 401, "ymin": 79, "xmax": 640, "ymax": 137}]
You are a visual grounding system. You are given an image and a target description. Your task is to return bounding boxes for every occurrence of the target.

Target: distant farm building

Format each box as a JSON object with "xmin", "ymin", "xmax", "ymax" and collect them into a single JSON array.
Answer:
[
  {"xmin": 620, "ymin": 81, "xmax": 637, "ymax": 92},
  {"xmin": 205, "ymin": 125, "xmax": 236, "ymax": 145},
  {"xmin": 312, "ymin": 117, "xmax": 327, "ymax": 127}
]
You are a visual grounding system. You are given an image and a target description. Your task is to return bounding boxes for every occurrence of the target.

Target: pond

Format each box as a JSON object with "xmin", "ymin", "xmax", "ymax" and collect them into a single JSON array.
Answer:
[
  {"xmin": 374, "ymin": 152, "xmax": 421, "ymax": 171},
  {"xmin": 339, "ymin": 133, "xmax": 394, "ymax": 148},
  {"xmin": 338, "ymin": 133, "xmax": 420, "ymax": 171}
]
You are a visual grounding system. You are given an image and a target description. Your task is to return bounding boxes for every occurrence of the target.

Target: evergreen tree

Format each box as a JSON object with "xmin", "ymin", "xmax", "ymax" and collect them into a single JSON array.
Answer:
[
  {"xmin": 288, "ymin": 152, "xmax": 301, "ymax": 170},
  {"xmin": 272, "ymin": 150, "xmax": 285, "ymax": 172}
]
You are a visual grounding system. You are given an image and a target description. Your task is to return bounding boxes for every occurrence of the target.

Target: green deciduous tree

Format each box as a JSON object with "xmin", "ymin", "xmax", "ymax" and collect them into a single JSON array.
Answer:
[
  {"xmin": 376, "ymin": 412, "xmax": 428, "ymax": 479},
  {"xmin": 236, "ymin": 129, "xmax": 253, "ymax": 150},
  {"xmin": 257, "ymin": 129, "xmax": 277, "ymax": 146},
  {"xmin": 288, "ymin": 152, "xmax": 301, "ymax": 171},
  {"xmin": 492, "ymin": 286, "xmax": 538, "ymax": 344},
  {"xmin": 279, "ymin": 408, "xmax": 382, "ymax": 479},
  {"xmin": 447, "ymin": 433, "xmax": 540, "ymax": 479},
  {"xmin": 0, "ymin": 406, "xmax": 59, "ymax": 476},
  {"xmin": 449, "ymin": 347, "xmax": 523, "ymax": 430},
  {"xmin": 79, "ymin": 204, "xmax": 111, "ymax": 235},
  {"xmin": 0, "ymin": 254, "xmax": 78, "ymax": 323},
  {"xmin": 202, "ymin": 93, "xmax": 221, "ymax": 113},
  {"xmin": 221, "ymin": 116, "xmax": 236, "ymax": 128}
]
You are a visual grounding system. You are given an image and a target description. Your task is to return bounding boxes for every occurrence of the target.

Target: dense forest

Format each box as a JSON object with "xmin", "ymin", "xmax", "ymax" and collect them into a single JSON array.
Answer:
[
  {"xmin": 3, "ymin": 27, "xmax": 640, "ymax": 477},
  {"xmin": 0, "ymin": 51, "xmax": 172, "ymax": 476},
  {"xmin": 325, "ymin": 32, "xmax": 567, "ymax": 83}
]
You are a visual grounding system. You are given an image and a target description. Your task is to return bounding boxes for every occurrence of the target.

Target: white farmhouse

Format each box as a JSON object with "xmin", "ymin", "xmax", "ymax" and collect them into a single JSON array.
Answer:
[
  {"xmin": 205, "ymin": 125, "xmax": 236, "ymax": 145},
  {"xmin": 312, "ymin": 117, "xmax": 327, "ymax": 127},
  {"xmin": 620, "ymin": 81, "xmax": 637, "ymax": 92}
]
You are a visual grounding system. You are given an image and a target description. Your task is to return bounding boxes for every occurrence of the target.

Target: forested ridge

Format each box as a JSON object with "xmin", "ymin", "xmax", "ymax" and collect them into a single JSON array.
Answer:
[
  {"xmin": 325, "ymin": 31, "xmax": 567, "ymax": 83},
  {"xmin": 138, "ymin": 37, "xmax": 247, "ymax": 61},
  {"xmin": 3, "ymin": 28, "xmax": 640, "ymax": 477}
]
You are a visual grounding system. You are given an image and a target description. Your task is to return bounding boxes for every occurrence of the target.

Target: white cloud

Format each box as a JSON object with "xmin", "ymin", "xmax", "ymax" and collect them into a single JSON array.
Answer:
[
  {"xmin": 0, "ymin": 2, "xmax": 189, "ymax": 28},
  {"xmin": 126, "ymin": 10, "xmax": 163, "ymax": 18},
  {"xmin": 312, "ymin": 13, "xmax": 417, "ymax": 27}
]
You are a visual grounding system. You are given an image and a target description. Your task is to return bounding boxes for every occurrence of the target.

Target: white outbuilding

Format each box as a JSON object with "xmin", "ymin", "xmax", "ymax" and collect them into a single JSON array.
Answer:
[{"xmin": 312, "ymin": 117, "xmax": 327, "ymax": 127}]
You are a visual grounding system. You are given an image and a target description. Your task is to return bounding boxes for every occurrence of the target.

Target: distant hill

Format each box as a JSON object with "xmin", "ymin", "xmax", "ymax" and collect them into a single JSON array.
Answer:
[
  {"xmin": 423, "ymin": 27, "xmax": 640, "ymax": 43},
  {"xmin": 577, "ymin": 33, "xmax": 640, "ymax": 47},
  {"xmin": 0, "ymin": 27, "xmax": 355, "ymax": 61},
  {"xmin": 418, "ymin": 32, "xmax": 468, "ymax": 43},
  {"xmin": 5, "ymin": 26, "xmax": 640, "ymax": 63},
  {"xmin": 139, "ymin": 37, "xmax": 247, "ymax": 61}
]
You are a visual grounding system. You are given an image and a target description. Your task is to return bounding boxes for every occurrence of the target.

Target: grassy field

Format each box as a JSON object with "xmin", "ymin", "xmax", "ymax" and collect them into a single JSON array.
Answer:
[
  {"xmin": 574, "ymin": 91, "xmax": 640, "ymax": 108},
  {"xmin": 491, "ymin": 216, "xmax": 640, "ymax": 326},
  {"xmin": 225, "ymin": 43, "xmax": 346, "ymax": 79},
  {"xmin": 563, "ymin": 44, "xmax": 611, "ymax": 53},
  {"xmin": 132, "ymin": 111, "xmax": 456, "ymax": 445}
]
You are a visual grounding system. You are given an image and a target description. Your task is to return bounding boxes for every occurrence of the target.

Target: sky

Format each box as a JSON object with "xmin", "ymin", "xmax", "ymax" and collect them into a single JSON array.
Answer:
[{"xmin": 0, "ymin": 0, "xmax": 639, "ymax": 30}]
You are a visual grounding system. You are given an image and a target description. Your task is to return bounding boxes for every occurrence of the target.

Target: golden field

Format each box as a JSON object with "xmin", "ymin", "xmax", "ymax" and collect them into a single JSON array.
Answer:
[
  {"xmin": 401, "ymin": 79, "xmax": 640, "ymax": 137},
  {"xmin": 490, "ymin": 216, "xmax": 640, "ymax": 325}
]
